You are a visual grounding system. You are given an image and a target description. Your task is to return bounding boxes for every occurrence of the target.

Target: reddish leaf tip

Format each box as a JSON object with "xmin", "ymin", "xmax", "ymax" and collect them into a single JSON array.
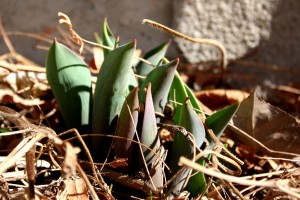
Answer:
[
  {"xmin": 133, "ymin": 39, "xmax": 137, "ymax": 47},
  {"xmin": 146, "ymin": 82, "xmax": 152, "ymax": 89},
  {"xmin": 184, "ymin": 96, "xmax": 190, "ymax": 104}
]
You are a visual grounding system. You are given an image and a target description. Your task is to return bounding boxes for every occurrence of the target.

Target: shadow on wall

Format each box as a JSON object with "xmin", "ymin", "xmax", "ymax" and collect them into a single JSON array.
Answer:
[
  {"xmin": 253, "ymin": 0, "xmax": 300, "ymax": 70},
  {"xmin": 229, "ymin": 0, "xmax": 300, "ymax": 89}
]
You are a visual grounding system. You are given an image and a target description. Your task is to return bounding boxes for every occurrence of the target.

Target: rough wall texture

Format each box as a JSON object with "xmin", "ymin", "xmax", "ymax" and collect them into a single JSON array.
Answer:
[
  {"xmin": 172, "ymin": 0, "xmax": 300, "ymax": 90},
  {"xmin": 172, "ymin": 0, "xmax": 277, "ymax": 63},
  {"xmin": 0, "ymin": 0, "xmax": 175, "ymax": 65}
]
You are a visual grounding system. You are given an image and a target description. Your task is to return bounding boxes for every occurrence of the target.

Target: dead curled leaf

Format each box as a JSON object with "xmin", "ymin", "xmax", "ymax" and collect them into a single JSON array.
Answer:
[
  {"xmin": 58, "ymin": 12, "xmax": 84, "ymax": 54},
  {"xmin": 231, "ymin": 92, "xmax": 300, "ymax": 158},
  {"xmin": 59, "ymin": 177, "xmax": 88, "ymax": 200},
  {"xmin": 109, "ymin": 158, "xmax": 128, "ymax": 169},
  {"xmin": 61, "ymin": 142, "xmax": 81, "ymax": 177},
  {"xmin": 0, "ymin": 87, "xmax": 44, "ymax": 106},
  {"xmin": 0, "ymin": 67, "xmax": 10, "ymax": 77}
]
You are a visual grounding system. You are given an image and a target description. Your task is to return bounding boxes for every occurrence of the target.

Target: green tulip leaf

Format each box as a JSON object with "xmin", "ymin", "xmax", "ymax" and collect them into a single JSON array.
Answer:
[
  {"xmin": 114, "ymin": 87, "xmax": 139, "ymax": 172},
  {"xmin": 92, "ymin": 40, "xmax": 136, "ymax": 161},
  {"xmin": 140, "ymin": 83, "xmax": 163, "ymax": 188},
  {"xmin": 139, "ymin": 59, "xmax": 178, "ymax": 115},
  {"xmin": 169, "ymin": 71, "xmax": 189, "ymax": 123},
  {"xmin": 102, "ymin": 18, "xmax": 116, "ymax": 57},
  {"xmin": 136, "ymin": 41, "xmax": 170, "ymax": 85},
  {"xmin": 94, "ymin": 32, "xmax": 102, "ymax": 45},
  {"xmin": 206, "ymin": 103, "xmax": 240, "ymax": 147},
  {"xmin": 184, "ymin": 83, "xmax": 204, "ymax": 115},
  {"xmin": 46, "ymin": 40, "xmax": 92, "ymax": 132},
  {"xmin": 169, "ymin": 72, "xmax": 205, "ymax": 124},
  {"xmin": 169, "ymin": 99, "xmax": 205, "ymax": 195}
]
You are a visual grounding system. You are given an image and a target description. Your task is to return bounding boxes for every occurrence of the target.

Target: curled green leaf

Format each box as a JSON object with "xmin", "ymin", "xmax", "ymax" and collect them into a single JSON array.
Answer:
[
  {"xmin": 102, "ymin": 18, "xmax": 116, "ymax": 57},
  {"xmin": 46, "ymin": 40, "xmax": 92, "ymax": 131}
]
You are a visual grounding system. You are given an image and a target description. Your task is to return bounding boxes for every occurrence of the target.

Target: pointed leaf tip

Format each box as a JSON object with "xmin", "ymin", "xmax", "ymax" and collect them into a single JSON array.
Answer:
[
  {"xmin": 92, "ymin": 39, "xmax": 136, "ymax": 161},
  {"xmin": 114, "ymin": 87, "xmax": 139, "ymax": 171},
  {"xmin": 184, "ymin": 96, "xmax": 190, "ymax": 104},
  {"xmin": 146, "ymin": 82, "xmax": 152, "ymax": 89},
  {"xmin": 139, "ymin": 58, "xmax": 178, "ymax": 114},
  {"xmin": 206, "ymin": 102, "xmax": 239, "ymax": 147},
  {"xmin": 46, "ymin": 40, "xmax": 91, "ymax": 131},
  {"xmin": 132, "ymin": 39, "xmax": 137, "ymax": 47}
]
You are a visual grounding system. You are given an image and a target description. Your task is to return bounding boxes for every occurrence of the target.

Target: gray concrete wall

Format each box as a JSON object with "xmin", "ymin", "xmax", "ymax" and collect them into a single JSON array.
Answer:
[
  {"xmin": 0, "ymin": 0, "xmax": 175, "ymax": 65},
  {"xmin": 172, "ymin": 0, "xmax": 300, "ymax": 89}
]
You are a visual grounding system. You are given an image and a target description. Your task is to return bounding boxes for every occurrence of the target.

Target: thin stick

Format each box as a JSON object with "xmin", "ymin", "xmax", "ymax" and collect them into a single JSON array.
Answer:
[
  {"xmin": 208, "ymin": 182, "xmax": 225, "ymax": 200},
  {"xmin": 195, "ymin": 149, "xmax": 242, "ymax": 176},
  {"xmin": 240, "ymin": 168, "xmax": 299, "ymax": 180},
  {"xmin": 65, "ymin": 134, "xmax": 170, "ymax": 171},
  {"xmin": 226, "ymin": 181, "xmax": 246, "ymax": 200},
  {"xmin": 58, "ymin": 129, "xmax": 109, "ymax": 193},
  {"xmin": 243, "ymin": 186, "xmax": 265, "ymax": 198},
  {"xmin": 100, "ymin": 167, "xmax": 157, "ymax": 195},
  {"xmin": 126, "ymin": 102, "xmax": 157, "ymax": 191},
  {"xmin": 0, "ymin": 61, "xmax": 46, "ymax": 72},
  {"xmin": 199, "ymin": 115, "xmax": 244, "ymax": 166},
  {"xmin": 158, "ymin": 123, "xmax": 201, "ymax": 153},
  {"xmin": 76, "ymin": 162, "xmax": 100, "ymax": 200},
  {"xmin": 142, "ymin": 19, "xmax": 227, "ymax": 82},
  {"xmin": 0, "ymin": 128, "xmax": 32, "ymax": 136},
  {"xmin": 163, "ymin": 167, "xmax": 187, "ymax": 196},
  {"xmin": 57, "ymin": 12, "xmax": 156, "ymax": 68},
  {"xmin": 0, "ymin": 17, "xmax": 17, "ymax": 56},
  {"xmin": 48, "ymin": 148, "xmax": 62, "ymax": 169},
  {"xmin": 0, "ymin": 133, "xmax": 46, "ymax": 173},
  {"xmin": 0, "ymin": 106, "xmax": 38, "ymax": 199},
  {"xmin": 180, "ymin": 156, "xmax": 300, "ymax": 199},
  {"xmin": 179, "ymin": 156, "xmax": 276, "ymax": 187},
  {"xmin": 6, "ymin": 31, "xmax": 53, "ymax": 44}
]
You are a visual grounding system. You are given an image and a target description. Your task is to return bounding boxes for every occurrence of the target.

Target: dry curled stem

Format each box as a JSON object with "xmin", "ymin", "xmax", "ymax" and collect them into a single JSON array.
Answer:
[
  {"xmin": 58, "ymin": 12, "xmax": 84, "ymax": 53},
  {"xmin": 179, "ymin": 157, "xmax": 300, "ymax": 199},
  {"xmin": 143, "ymin": 19, "xmax": 227, "ymax": 83},
  {"xmin": 57, "ymin": 12, "xmax": 155, "ymax": 68}
]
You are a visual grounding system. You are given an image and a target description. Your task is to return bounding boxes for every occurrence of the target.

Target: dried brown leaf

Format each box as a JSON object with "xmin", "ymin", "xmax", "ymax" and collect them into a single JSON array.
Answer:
[
  {"xmin": 0, "ymin": 87, "xmax": 44, "ymax": 106},
  {"xmin": 232, "ymin": 92, "xmax": 300, "ymax": 157},
  {"xmin": 58, "ymin": 12, "xmax": 72, "ymax": 29},
  {"xmin": 60, "ymin": 177, "xmax": 88, "ymax": 200},
  {"xmin": 109, "ymin": 158, "xmax": 128, "ymax": 169},
  {"xmin": 62, "ymin": 142, "xmax": 80, "ymax": 177},
  {"xmin": 91, "ymin": 47, "xmax": 104, "ymax": 72},
  {"xmin": 57, "ymin": 12, "xmax": 84, "ymax": 54}
]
